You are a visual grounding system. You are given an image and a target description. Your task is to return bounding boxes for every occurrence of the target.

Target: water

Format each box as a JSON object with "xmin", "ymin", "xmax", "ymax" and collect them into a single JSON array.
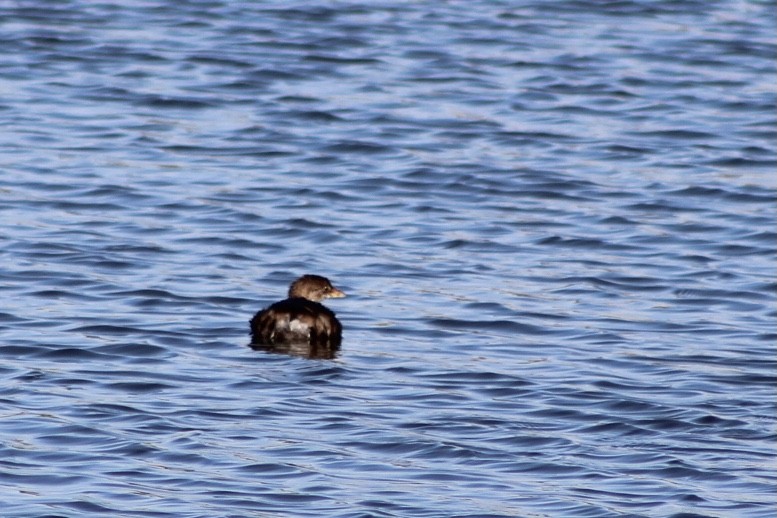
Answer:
[{"xmin": 1, "ymin": 1, "xmax": 775, "ymax": 516}]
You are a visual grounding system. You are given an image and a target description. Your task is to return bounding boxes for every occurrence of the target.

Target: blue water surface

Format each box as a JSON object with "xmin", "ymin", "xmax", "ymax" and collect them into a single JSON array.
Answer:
[{"xmin": 0, "ymin": 1, "xmax": 775, "ymax": 517}]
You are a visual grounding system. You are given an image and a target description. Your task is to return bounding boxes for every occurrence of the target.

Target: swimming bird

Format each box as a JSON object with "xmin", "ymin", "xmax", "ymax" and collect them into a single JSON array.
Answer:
[{"xmin": 249, "ymin": 274, "xmax": 344, "ymax": 347}]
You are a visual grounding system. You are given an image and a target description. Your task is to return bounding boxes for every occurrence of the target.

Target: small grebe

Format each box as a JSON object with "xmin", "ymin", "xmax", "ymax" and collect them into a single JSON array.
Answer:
[{"xmin": 250, "ymin": 274, "xmax": 344, "ymax": 347}]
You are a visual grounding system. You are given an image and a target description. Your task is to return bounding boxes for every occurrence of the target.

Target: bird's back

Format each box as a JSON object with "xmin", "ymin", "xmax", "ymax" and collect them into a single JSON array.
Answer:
[{"xmin": 250, "ymin": 297, "xmax": 342, "ymax": 346}]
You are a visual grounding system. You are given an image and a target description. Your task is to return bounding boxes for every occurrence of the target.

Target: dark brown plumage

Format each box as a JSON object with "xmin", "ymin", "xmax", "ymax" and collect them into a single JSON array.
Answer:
[{"xmin": 249, "ymin": 275, "xmax": 345, "ymax": 347}]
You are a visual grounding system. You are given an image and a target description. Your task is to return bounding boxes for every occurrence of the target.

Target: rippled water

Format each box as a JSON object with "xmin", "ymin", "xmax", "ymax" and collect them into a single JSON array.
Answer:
[{"xmin": 1, "ymin": 1, "xmax": 775, "ymax": 516}]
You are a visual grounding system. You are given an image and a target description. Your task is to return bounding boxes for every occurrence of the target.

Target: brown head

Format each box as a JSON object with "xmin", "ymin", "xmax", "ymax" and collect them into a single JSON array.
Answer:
[{"xmin": 288, "ymin": 274, "xmax": 345, "ymax": 302}]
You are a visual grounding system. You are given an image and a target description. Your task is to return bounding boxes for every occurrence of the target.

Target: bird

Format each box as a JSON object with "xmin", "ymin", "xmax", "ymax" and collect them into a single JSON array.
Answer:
[{"xmin": 249, "ymin": 274, "xmax": 345, "ymax": 348}]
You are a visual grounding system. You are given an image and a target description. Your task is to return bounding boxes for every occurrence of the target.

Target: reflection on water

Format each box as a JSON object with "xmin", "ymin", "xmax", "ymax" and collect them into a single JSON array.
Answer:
[
  {"xmin": 0, "ymin": 1, "xmax": 775, "ymax": 516},
  {"xmin": 249, "ymin": 341, "xmax": 341, "ymax": 360}
]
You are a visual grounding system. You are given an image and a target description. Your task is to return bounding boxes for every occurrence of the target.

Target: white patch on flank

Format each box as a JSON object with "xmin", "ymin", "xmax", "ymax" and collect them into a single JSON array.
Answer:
[{"xmin": 289, "ymin": 319, "xmax": 310, "ymax": 336}]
